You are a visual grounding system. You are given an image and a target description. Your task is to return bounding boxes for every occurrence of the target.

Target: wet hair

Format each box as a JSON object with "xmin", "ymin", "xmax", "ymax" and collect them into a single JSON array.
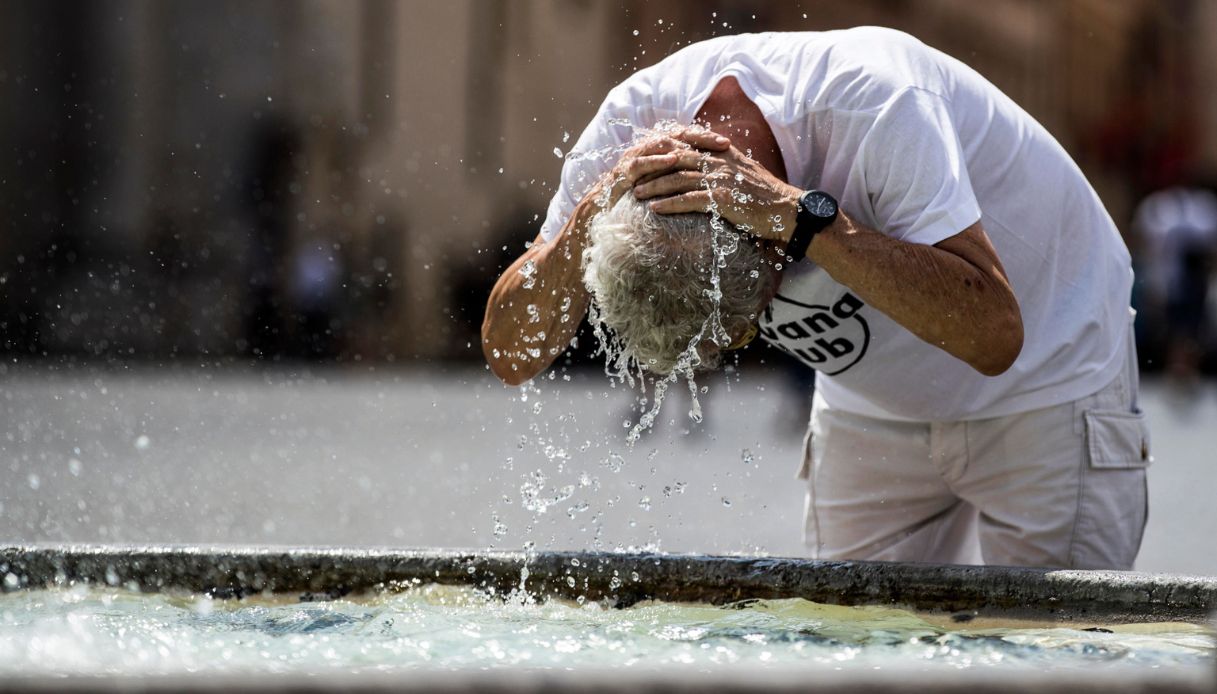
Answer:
[{"xmin": 582, "ymin": 193, "xmax": 780, "ymax": 375}]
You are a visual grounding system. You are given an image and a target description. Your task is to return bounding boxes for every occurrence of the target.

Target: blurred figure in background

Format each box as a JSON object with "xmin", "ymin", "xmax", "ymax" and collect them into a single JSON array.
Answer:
[{"xmin": 1132, "ymin": 182, "xmax": 1217, "ymax": 385}]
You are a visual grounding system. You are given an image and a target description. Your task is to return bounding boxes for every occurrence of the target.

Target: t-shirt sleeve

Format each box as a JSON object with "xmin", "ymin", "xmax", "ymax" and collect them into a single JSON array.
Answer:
[
  {"xmin": 857, "ymin": 88, "xmax": 982, "ymax": 246},
  {"xmin": 538, "ymin": 90, "xmax": 641, "ymax": 243}
]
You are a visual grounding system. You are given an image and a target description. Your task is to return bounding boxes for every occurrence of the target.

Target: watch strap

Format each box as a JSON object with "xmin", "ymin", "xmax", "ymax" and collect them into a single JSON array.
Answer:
[
  {"xmin": 787, "ymin": 190, "xmax": 834, "ymax": 261},
  {"xmin": 785, "ymin": 213, "xmax": 817, "ymax": 262}
]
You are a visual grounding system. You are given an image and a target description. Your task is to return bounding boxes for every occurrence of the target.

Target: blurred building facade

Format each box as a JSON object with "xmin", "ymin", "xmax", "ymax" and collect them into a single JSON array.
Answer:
[{"xmin": 1, "ymin": 0, "xmax": 1213, "ymax": 367}]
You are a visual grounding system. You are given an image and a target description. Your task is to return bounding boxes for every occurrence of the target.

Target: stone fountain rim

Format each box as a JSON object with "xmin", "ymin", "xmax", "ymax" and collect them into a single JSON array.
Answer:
[{"xmin": 2, "ymin": 543, "xmax": 1214, "ymax": 624}]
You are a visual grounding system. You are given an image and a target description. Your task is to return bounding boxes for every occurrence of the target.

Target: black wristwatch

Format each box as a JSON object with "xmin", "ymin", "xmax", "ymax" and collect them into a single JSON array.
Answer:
[{"xmin": 786, "ymin": 189, "xmax": 838, "ymax": 262}]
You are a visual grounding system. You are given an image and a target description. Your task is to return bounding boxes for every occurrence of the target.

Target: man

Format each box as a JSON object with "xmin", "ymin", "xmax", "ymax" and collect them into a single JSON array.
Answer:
[{"xmin": 482, "ymin": 28, "xmax": 1150, "ymax": 569}]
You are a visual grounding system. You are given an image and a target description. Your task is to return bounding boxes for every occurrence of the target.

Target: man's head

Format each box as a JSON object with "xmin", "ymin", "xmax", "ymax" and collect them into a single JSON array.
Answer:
[{"xmin": 582, "ymin": 193, "xmax": 782, "ymax": 375}]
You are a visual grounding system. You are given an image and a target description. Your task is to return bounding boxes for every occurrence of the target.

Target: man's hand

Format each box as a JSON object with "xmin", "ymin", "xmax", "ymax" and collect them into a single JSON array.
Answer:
[
  {"xmin": 632, "ymin": 141, "xmax": 803, "ymax": 243},
  {"xmin": 481, "ymin": 126, "xmax": 732, "ymax": 386},
  {"xmin": 604, "ymin": 127, "xmax": 733, "ymax": 207}
]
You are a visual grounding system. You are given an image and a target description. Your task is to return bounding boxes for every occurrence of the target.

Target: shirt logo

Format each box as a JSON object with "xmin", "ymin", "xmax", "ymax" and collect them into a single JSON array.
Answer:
[{"xmin": 759, "ymin": 292, "xmax": 870, "ymax": 375}]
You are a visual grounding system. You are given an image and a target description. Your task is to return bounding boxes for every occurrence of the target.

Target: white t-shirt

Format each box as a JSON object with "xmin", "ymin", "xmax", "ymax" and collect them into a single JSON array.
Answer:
[{"xmin": 541, "ymin": 27, "xmax": 1133, "ymax": 422}]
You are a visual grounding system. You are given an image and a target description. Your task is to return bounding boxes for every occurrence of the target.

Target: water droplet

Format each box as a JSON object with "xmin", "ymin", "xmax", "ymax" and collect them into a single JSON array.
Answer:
[
  {"xmin": 604, "ymin": 454, "xmax": 624, "ymax": 472},
  {"xmin": 553, "ymin": 147, "xmax": 564, "ymax": 159},
  {"xmin": 67, "ymin": 458, "xmax": 83, "ymax": 476},
  {"xmin": 134, "ymin": 434, "xmax": 151, "ymax": 450},
  {"xmin": 518, "ymin": 259, "xmax": 537, "ymax": 289},
  {"xmin": 27, "ymin": 474, "xmax": 40, "ymax": 490}
]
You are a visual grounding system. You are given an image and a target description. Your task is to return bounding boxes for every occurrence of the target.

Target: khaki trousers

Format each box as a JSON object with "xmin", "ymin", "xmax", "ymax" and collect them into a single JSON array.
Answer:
[{"xmin": 801, "ymin": 335, "xmax": 1151, "ymax": 569}]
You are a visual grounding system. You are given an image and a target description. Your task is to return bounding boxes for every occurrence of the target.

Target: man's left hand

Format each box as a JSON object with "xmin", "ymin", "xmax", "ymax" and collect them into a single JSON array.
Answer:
[{"xmin": 632, "ymin": 141, "xmax": 803, "ymax": 243}]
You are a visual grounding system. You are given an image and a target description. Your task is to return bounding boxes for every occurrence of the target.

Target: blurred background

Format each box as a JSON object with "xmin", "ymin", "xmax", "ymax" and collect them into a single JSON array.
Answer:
[{"xmin": 1, "ymin": 1, "xmax": 1214, "ymax": 574}]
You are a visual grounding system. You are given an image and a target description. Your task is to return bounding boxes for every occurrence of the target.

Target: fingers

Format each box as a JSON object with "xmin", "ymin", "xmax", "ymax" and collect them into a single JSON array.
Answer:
[
  {"xmin": 672, "ymin": 127, "xmax": 731, "ymax": 152},
  {"xmin": 647, "ymin": 190, "xmax": 716, "ymax": 215},
  {"xmin": 629, "ymin": 135, "xmax": 689, "ymax": 157},
  {"xmin": 621, "ymin": 152, "xmax": 679, "ymax": 183},
  {"xmin": 623, "ymin": 150, "xmax": 711, "ymax": 185},
  {"xmin": 630, "ymin": 128, "xmax": 730, "ymax": 157},
  {"xmin": 633, "ymin": 170, "xmax": 708, "ymax": 200}
]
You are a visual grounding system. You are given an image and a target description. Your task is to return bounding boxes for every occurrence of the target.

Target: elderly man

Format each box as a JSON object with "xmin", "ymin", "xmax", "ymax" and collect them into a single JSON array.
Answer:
[{"xmin": 482, "ymin": 28, "xmax": 1150, "ymax": 570}]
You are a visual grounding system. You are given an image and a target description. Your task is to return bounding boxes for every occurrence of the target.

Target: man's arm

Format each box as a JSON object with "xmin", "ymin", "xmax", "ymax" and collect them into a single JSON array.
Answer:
[
  {"xmin": 481, "ymin": 199, "xmax": 596, "ymax": 386},
  {"xmin": 639, "ymin": 145, "xmax": 1023, "ymax": 376},
  {"xmin": 806, "ymin": 215, "xmax": 1023, "ymax": 376},
  {"xmin": 482, "ymin": 129, "xmax": 732, "ymax": 385}
]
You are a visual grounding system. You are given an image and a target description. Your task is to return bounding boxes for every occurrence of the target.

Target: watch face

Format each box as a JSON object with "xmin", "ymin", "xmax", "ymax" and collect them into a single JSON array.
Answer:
[{"xmin": 805, "ymin": 192, "xmax": 837, "ymax": 218}]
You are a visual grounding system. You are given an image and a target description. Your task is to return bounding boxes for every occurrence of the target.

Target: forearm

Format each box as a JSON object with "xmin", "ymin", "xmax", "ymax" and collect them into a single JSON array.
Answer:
[
  {"xmin": 481, "ymin": 196, "xmax": 598, "ymax": 385},
  {"xmin": 806, "ymin": 214, "xmax": 1023, "ymax": 376}
]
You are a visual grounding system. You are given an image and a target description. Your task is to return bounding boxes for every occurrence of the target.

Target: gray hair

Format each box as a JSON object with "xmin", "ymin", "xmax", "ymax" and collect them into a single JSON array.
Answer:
[{"xmin": 582, "ymin": 193, "xmax": 780, "ymax": 376}]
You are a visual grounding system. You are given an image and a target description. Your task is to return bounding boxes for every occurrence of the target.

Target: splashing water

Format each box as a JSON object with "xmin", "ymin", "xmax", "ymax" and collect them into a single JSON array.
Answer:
[
  {"xmin": 519, "ymin": 470, "xmax": 575, "ymax": 514},
  {"xmin": 577, "ymin": 121, "xmax": 766, "ymax": 444},
  {"xmin": 0, "ymin": 586, "xmax": 1210, "ymax": 676}
]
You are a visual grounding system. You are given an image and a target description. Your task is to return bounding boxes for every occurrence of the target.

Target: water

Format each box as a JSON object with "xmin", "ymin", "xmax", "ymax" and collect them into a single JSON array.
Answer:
[
  {"xmin": 582, "ymin": 120, "xmax": 760, "ymax": 445},
  {"xmin": 0, "ymin": 585, "xmax": 1211, "ymax": 676}
]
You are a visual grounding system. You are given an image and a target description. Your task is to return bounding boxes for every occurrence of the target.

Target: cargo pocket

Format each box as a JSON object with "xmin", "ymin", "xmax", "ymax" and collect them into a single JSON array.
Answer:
[
  {"xmin": 1085, "ymin": 409, "xmax": 1151, "ymax": 468},
  {"xmin": 1070, "ymin": 409, "xmax": 1151, "ymax": 569}
]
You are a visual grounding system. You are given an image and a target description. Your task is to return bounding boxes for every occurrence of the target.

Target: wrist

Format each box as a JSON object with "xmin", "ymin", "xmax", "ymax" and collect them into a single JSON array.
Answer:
[
  {"xmin": 777, "ymin": 186, "xmax": 802, "ymax": 244},
  {"xmin": 785, "ymin": 189, "xmax": 839, "ymax": 262}
]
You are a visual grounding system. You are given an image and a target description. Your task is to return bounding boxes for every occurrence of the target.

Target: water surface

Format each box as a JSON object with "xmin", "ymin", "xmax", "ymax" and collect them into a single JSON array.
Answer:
[{"xmin": 0, "ymin": 584, "xmax": 1211, "ymax": 675}]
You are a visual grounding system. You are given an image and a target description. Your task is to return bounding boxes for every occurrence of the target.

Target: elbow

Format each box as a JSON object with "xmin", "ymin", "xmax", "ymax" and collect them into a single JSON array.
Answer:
[
  {"xmin": 495, "ymin": 368, "xmax": 530, "ymax": 387},
  {"xmin": 490, "ymin": 356, "xmax": 531, "ymax": 387},
  {"xmin": 972, "ymin": 308, "xmax": 1023, "ymax": 377},
  {"xmin": 481, "ymin": 329, "xmax": 542, "ymax": 386},
  {"xmin": 481, "ymin": 335, "xmax": 533, "ymax": 387},
  {"xmin": 484, "ymin": 349, "xmax": 532, "ymax": 387},
  {"xmin": 483, "ymin": 305, "xmax": 551, "ymax": 386}
]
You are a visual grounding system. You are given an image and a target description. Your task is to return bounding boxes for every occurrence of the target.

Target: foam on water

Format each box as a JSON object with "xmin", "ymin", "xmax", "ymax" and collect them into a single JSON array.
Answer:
[{"xmin": 0, "ymin": 585, "xmax": 1211, "ymax": 676}]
